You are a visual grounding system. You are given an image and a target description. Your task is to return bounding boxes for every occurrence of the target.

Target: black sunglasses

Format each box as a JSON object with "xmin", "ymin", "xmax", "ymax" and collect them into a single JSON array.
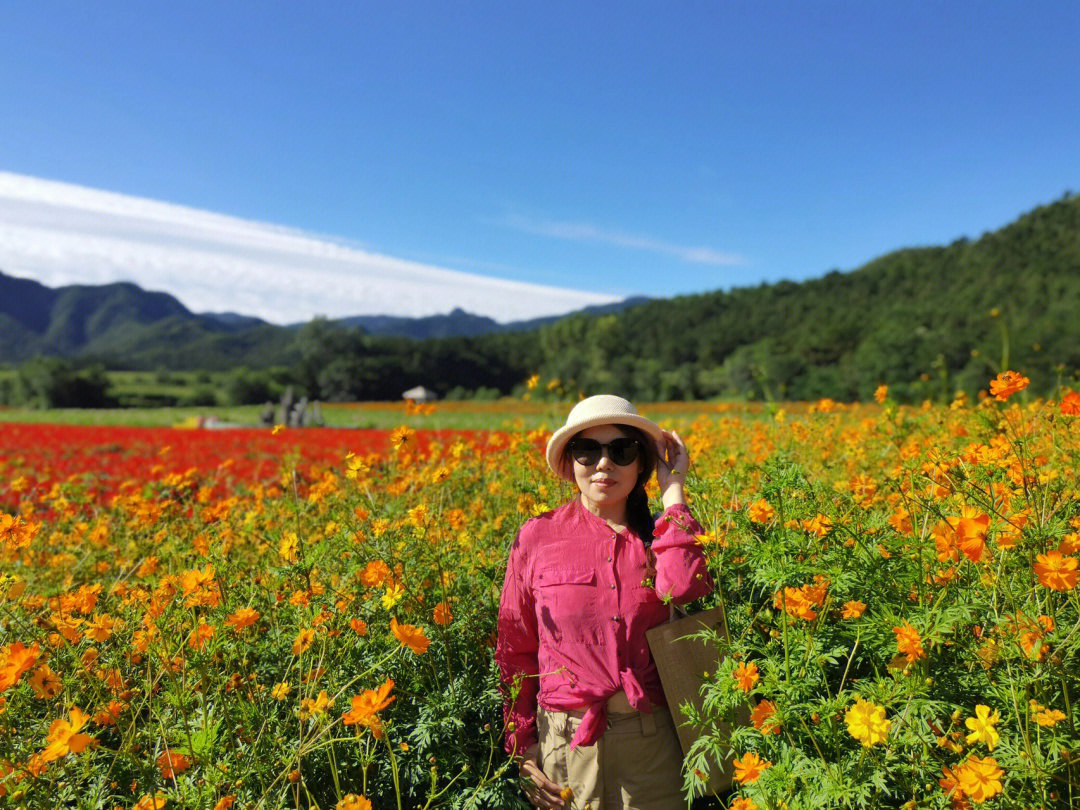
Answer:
[{"xmin": 568, "ymin": 437, "xmax": 641, "ymax": 467}]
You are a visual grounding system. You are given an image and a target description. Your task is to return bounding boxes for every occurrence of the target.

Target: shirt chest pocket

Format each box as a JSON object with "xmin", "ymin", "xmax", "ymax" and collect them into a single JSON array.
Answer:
[{"xmin": 533, "ymin": 566, "xmax": 600, "ymax": 643}]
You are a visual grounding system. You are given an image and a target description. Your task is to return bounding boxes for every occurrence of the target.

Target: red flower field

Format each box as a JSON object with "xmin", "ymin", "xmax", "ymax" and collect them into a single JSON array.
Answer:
[{"xmin": 0, "ymin": 423, "xmax": 486, "ymax": 511}]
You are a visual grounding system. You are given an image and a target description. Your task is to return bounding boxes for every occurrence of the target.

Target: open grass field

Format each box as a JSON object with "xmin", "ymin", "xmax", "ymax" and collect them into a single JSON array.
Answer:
[{"xmin": 3, "ymin": 377, "xmax": 1080, "ymax": 809}]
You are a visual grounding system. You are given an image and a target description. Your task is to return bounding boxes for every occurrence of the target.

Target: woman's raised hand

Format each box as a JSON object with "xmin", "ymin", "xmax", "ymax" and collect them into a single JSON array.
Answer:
[{"xmin": 655, "ymin": 429, "xmax": 689, "ymax": 508}]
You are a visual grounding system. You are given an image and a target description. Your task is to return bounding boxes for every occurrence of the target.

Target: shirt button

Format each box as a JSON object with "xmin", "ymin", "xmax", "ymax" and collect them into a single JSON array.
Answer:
[
  {"xmin": 612, "ymin": 616, "xmax": 620, "ymax": 622},
  {"xmin": 607, "ymin": 556, "xmax": 613, "ymax": 562},
  {"xmin": 610, "ymin": 584, "xmax": 616, "ymax": 589}
]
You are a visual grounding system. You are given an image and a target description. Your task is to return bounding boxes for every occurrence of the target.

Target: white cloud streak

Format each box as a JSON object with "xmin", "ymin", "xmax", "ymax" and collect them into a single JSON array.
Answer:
[
  {"xmin": 501, "ymin": 213, "xmax": 745, "ymax": 266},
  {"xmin": 0, "ymin": 172, "xmax": 621, "ymax": 324}
]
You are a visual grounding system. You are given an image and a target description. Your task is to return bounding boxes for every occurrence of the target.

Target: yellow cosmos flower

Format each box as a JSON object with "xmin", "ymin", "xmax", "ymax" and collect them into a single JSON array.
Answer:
[
  {"xmin": 381, "ymin": 582, "xmax": 405, "ymax": 609},
  {"xmin": 964, "ymin": 704, "xmax": 1000, "ymax": 750},
  {"xmin": 845, "ymin": 697, "xmax": 890, "ymax": 747},
  {"xmin": 299, "ymin": 690, "xmax": 334, "ymax": 721}
]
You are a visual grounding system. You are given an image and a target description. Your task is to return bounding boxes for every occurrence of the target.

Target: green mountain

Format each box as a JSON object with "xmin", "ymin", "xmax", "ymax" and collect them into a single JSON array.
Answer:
[
  {"xmin": 0, "ymin": 274, "xmax": 248, "ymax": 361},
  {"xmin": 0, "ymin": 270, "xmax": 647, "ymax": 367},
  {"xmin": 328, "ymin": 299, "xmax": 651, "ymax": 339}
]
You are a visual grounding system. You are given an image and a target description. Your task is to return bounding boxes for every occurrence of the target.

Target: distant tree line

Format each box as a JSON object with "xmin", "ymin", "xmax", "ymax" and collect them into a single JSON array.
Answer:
[{"xmin": 3, "ymin": 192, "xmax": 1079, "ymax": 407}]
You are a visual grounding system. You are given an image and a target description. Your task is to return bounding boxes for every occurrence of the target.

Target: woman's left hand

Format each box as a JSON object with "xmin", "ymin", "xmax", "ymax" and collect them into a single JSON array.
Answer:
[{"xmin": 655, "ymin": 429, "xmax": 689, "ymax": 506}]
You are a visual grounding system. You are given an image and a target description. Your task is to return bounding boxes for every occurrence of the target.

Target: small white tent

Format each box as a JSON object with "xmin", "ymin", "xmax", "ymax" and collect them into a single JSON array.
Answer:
[{"xmin": 402, "ymin": 386, "xmax": 438, "ymax": 402}]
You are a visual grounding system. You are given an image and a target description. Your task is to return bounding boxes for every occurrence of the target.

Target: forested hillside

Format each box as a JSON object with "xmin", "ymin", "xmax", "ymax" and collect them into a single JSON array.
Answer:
[
  {"xmin": 3, "ymin": 191, "xmax": 1079, "ymax": 404},
  {"xmin": 521, "ymin": 191, "xmax": 1080, "ymax": 401},
  {"xmin": 291, "ymin": 192, "xmax": 1080, "ymax": 402}
]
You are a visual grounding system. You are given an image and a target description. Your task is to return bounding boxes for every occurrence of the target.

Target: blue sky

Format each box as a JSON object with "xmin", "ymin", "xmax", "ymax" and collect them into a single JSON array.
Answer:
[{"xmin": 3, "ymin": 2, "xmax": 1079, "ymax": 322}]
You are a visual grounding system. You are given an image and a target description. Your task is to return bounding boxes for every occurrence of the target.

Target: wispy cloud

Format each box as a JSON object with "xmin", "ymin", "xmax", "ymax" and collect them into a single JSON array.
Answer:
[
  {"xmin": 0, "ymin": 172, "xmax": 620, "ymax": 325},
  {"xmin": 500, "ymin": 213, "xmax": 744, "ymax": 266}
]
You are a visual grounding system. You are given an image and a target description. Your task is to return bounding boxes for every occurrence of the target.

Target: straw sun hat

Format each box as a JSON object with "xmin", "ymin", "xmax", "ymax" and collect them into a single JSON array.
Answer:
[{"xmin": 545, "ymin": 394, "xmax": 665, "ymax": 481}]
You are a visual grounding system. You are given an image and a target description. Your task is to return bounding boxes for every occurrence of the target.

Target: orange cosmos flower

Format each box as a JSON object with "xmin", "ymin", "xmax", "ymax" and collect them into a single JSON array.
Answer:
[
  {"xmin": 1034, "ymin": 551, "xmax": 1078, "ymax": 591},
  {"xmin": 389, "ymin": 426, "xmax": 414, "ymax": 450},
  {"xmin": 83, "ymin": 613, "xmax": 118, "ymax": 643},
  {"xmin": 336, "ymin": 795, "xmax": 373, "ymax": 810},
  {"xmin": 893, "ymin": 621, "xmax": 926, "ymax": 663},
  {"xmin": 1030, "ymin": 700, "xmax": 1066, "ymax": 727},
  {"xmin": 360, "ymin": 560, "xmax": 391, "ymax": 588},
  {"xmin": 776, "ymin": 586, "xmax": 817, "ymax": 620},
  {"xmin": 801, "ymin": 513, "xmax": 833, "ymax": 537},
  {"xmin": 733, "ymin": 661, "xmax": 760, "ymax": 692},
  {"xmin": 732, "ymin": 751, "xmax": 771, "ymax": 784},
  {"xmin": 93, "ymin": 699, "xmax": 125, "ymax": 726},
  {"xmin": 433, "ymin": 601, "xmax": 453, "ymax": 626},
  {"xmin": 224, "ymin": 607, "xmax": 260, "ymax": 632},
  {"xmin": 0, "ymin": 512, "xmax": 38, "ymax": 551},
  {"xmin": 848, "ymin": 474, "xmax": 877, "ymax": 506},
  {"xmin": 29, "ymin": 664, "xmax": 63, "ymax": 699},
  {"xmin": 888, "ymin": 507, "xmax": 913, "ymax": 536},
  {"xmin": 842, "ymin": 600, "xmax": 866, "ymax": 619},
  {"xmin": 938, "ymin": 766, "xmax": 971, "ymax": 810},
  {"xmin": 212, "ymin": 797, "xmax": 236, "ymax": 810},
  {"xmin": 179, "ymin": 564, "xmax": 215, "ymax": 595},
  {"xmin": 1061, "ymin": 389, "xmax": 1080, "ymax": 415},
  {"xmin": 989, "ymin": 370, "xmax": 1029, "ymax": 401},
  {"xmin": 133, "ymin": 794, "xmax": 168, "ymax": 810},
  {"xmin": 41, "ymin": 706, "xmax": 96, "ymax": 762},
  {"xmin": 953, "ymin": 509, "xmax": 990, "ymax": 563},
  {"xmin": 773, "ymin": 577, "xmax": 829, "ymax": 621},
  {"xmin": 342, "ymin": 679, "xmax": 396, "ymax": 737},
  {"xmin": 293, "ymin": 628, "xmax": 316, "ymax": 655},
  {"xmin": 1059, "ymin": 532, "xmax": 1080, "ymax": 554},
  {"xmin": 748, "ymin": 499, "xmax": 775, "ymax": 524},
  {"xmin": 954, "ymin": 755, "xmax": 1003, "ymax": 803},
  {"xmin": 750, "ymin": 699, "xmax": 779, "ymax": 734},
  {"xmin": 157, "ymin": 749, "xmax": 191, "ymax": 779},
  {"xmin": 932, "ymin": 518, "xmax": 961, "ymax": 562},
  {"xmin": 0, "ymin": 641, "xmax": 40, "ymax": 691},
  {"xmin": 730, "ymin": 799, "xmax": 759, "ymax": 810},
  {"xmin": 350, "ymin": 618, "xmax": 368, "ymax": 636},
  {"xmin": 390, "ymin": 618, "xmax": 430, "ymax": 654},
  {"xmin": 187, "ymin": 622, "xmax": 215, "ymax": 651},
  {"xmin": 1012, "ymin": 614, "xmax": 1053, "ymax": 660}
]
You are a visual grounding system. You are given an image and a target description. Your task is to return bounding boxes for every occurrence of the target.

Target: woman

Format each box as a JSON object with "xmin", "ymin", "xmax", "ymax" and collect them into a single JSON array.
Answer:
[{"xmin": 496, "ymin": 395, "xmax": 713, "ymax": 809}]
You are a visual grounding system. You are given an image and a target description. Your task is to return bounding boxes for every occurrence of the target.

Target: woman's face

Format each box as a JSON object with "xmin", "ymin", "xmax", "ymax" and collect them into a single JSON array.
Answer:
[{"xmin": 570, "ymin": 424, "xmax": 642, "ymax": 511}]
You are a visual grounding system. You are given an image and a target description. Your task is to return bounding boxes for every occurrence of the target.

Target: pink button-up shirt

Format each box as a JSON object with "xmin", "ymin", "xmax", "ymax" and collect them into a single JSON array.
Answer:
[{"xmin": 496, "ymin": 499, "xmax": 712, "ymax": 755}]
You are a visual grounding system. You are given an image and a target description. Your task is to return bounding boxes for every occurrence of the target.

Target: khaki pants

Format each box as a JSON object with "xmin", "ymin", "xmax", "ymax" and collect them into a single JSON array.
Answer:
[{"xmin": 537, "ymin": 706, "xmax": 687, "ymax": 810}]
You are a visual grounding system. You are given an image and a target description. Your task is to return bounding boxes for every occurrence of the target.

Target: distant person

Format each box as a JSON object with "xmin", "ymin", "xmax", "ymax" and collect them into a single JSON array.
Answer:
[{"xmin": 496, "ymin": 395, "xmax": 713, "ymax": 809}]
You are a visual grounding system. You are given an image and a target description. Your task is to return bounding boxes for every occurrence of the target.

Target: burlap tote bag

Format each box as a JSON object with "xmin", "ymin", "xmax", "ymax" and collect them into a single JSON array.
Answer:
[{"xmin": 646, "ymin": 601, "xmax": 740, "ymax": 797}]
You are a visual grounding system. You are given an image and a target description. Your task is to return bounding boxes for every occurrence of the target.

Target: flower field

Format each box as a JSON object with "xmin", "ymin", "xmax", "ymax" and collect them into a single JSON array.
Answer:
[{"xmin": 3, "ymin": 377, "xmax": 1080, "ymax": 809}]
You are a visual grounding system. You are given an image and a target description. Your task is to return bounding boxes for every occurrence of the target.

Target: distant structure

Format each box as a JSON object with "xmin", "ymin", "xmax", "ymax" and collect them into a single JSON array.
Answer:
[
  {"xmin": 402, "ymin": 385, "xmax": 438, "ymax": 403},
  {"xmin": 270, "ymin": 387, "xmax": 324, "ymax": 428}
]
